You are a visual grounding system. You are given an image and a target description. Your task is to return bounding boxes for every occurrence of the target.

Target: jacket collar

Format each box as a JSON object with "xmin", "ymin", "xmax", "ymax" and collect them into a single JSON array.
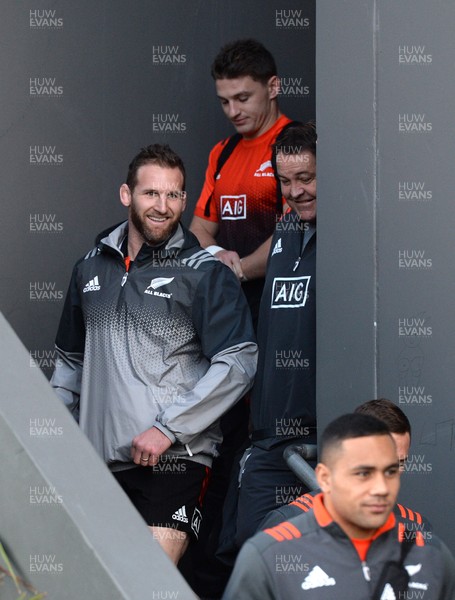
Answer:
[
  {"xmin": 313, "ymin": 492, "xmax": 396, "ymax": 540},
  {"xmin": 98, "ymin": 222, "xmax": 196, "ymax": 260}
]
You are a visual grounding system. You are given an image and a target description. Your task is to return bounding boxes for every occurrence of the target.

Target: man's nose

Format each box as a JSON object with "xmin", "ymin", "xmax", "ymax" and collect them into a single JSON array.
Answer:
[
  {"xmin": 289, "ymin": 181, "xmax": 304, "ymax": 199},
  {"xmin": 370, "ymin": 473, "xmax": 389, "ymax": 496},
  {"xmin": 154, "ymin": 193, "xmax": 168, "ymax": 212},
  {"xmin": 226, "ymin": 101, "xmax": 240, "ymax": 118}
]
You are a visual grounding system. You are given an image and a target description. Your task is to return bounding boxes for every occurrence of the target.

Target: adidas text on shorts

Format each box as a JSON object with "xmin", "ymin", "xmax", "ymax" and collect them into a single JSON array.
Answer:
[{"xmin": 113, "ymin": 457, "xmax": 211, "ymax": 539}]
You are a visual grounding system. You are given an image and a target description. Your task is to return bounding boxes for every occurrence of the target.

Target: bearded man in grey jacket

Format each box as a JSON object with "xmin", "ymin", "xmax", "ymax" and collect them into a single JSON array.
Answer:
[{"xmin": 51, "ymin": 143, "xmax": 257, "ymax": 565}]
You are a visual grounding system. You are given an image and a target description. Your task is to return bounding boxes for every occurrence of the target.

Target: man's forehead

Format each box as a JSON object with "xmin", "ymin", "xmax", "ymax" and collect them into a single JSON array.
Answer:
[
  {"xmin": 341, "ymin": 433, "xmax": 395, "ymax": 453},
  {"xmin": 276, "ymin": 150, "xmax": 315, "ymax": 175},
  {"xmin": 336, "ymin": 434, "xmax": 397, "ymax": 463},
  {"xmin": 136, "ymin": 165, "xmax": 183, "ymax": 189},
  {"xmin": 215, "ymin": 75, "xmax": 264, "ymax": 94}
]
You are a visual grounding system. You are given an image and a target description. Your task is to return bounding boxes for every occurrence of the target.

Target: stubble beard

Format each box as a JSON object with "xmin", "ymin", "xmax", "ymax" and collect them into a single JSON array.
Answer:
[{"xmin": 130, "ymin": 203, "xmax": 178, "ymax": 247}]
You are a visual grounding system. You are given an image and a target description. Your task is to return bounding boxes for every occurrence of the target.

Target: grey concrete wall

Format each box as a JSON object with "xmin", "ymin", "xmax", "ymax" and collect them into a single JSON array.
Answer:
[
  {"xmin": 317, "ymin": 0, "xmax": 455, "ymax": 552},
  {"xmin": 0, "ymin": 313, "xmax": 197, "ymax": 598}
]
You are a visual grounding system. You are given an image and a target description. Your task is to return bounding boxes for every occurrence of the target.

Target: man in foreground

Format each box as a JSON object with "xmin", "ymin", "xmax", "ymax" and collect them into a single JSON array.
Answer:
[
  {"xmin": 51, "ymin": 144, "xmax": 257, "ymax": 564},
  {"xmin": 223, "ymin": 414, "xmax": 455, "ymax": 599}
]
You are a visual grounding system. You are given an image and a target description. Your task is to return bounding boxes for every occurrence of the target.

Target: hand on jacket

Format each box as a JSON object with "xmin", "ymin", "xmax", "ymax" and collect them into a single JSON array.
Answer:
[{"xmin": 215, "ymin": 249, "xmax": 247, "ymax": 281}]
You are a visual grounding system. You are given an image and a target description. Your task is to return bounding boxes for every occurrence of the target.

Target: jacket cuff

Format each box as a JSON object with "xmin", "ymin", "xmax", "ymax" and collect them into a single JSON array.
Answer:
[{"xmin": 153, "ymin": 421, "xmax": 177, "ymax": 444}]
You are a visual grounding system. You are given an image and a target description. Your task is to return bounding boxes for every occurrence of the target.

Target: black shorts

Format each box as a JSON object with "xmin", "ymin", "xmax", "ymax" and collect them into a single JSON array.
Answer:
[{"xmin": 113, "ymin": 457, "xmax": 211, "ymax": 540}]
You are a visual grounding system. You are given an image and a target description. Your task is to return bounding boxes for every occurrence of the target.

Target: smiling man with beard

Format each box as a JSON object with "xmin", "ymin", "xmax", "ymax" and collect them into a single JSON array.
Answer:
[{"xmin": 51, "ymin": 143, "xmax": 257, "ymax": 566}]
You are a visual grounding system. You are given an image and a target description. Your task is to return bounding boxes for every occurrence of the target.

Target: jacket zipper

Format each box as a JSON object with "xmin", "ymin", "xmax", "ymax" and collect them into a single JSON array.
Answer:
[
  {"xmin": 121, "ymin": 255, "xmax": 131, "ymax": 286},
  {"xmin": 117, "ymin": 256, "xmax": 133, "ymax": 312},
  {"xmin": 292, "ymin": 224, "xmax": 306, "ymax": 272},
  {"xmin": 361, "ymin": 561, "xmax": 371, "ymax": 581}
]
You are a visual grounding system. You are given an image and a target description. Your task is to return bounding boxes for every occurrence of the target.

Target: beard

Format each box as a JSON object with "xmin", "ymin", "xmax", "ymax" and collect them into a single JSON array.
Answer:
[{"xmin": 130, "ymin": 202, "xmax": 179, "ymax": 247}]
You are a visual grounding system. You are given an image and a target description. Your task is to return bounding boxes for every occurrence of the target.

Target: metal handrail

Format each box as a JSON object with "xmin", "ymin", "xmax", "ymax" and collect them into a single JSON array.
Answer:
[{"xmin": 283, "ymin": 443, "xmax": 319, "ymax": 491}]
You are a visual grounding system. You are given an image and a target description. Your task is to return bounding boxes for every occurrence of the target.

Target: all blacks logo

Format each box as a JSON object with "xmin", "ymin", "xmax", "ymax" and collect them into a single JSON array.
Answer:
[{"xmin": 271, "ymin": 276, "xmax": 311, "ymax": 309}]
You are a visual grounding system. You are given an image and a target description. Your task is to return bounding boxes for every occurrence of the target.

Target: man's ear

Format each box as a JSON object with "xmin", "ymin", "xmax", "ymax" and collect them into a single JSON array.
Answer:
[
  {"xmin": 120, "ymin": 183, "xmax": 131, "ymax": 208},
  {"xmin": 268, "ymin": 75, "xmax": 280, "ymax": 100},
  {"xmin": 315, "ymin": 462, "xmax": 331, "ymax": 493}
]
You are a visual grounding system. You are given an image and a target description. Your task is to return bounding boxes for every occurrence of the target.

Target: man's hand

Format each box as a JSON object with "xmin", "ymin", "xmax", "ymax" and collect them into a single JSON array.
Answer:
[
  {"xmin": 131, "ymin": 426, "xmax": 173, "ymax": 467},
  {"xmin": 215, "ymin": 249, "xmax": 247, "ymax": 281}
]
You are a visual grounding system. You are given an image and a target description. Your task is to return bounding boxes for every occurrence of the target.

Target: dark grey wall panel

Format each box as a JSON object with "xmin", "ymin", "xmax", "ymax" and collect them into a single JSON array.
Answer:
[
  {"xmin": 376, "ymin": 1, "xmax": 455, "ymax": 552},
  {"xmin": 316, "ymin": 1, "xmax": 377, "ymax": 424},
  {"xmin": 317, "ymin": 0, "xmax": 455, "ymax": 552},
  {"xmin": 0, "ymin": 0, "xmax": 315, "ymax": 380},
  {"xmin": 0, "ymin": 1, "xmax": 315, "ymax": 594}
]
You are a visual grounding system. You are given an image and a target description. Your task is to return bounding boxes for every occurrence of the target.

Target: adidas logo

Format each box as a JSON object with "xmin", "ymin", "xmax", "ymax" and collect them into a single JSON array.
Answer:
[
  {"xmin": 271, "ymin": 238, "xmax": 283, "ymax": 256},
  {"xmin": 301, "ymin": 566, "xmax": 336, "ymax": 590},
  {"xmin": 83, "ymin": 276, "xmax": 101, "ymax": 293},
  {"xmin": 380, "ymin": 583, "xmax": 396, "ymax": 600},
  {"xmin": 172, "ymin": 505, "xmax": 189, "ymax": 523}
]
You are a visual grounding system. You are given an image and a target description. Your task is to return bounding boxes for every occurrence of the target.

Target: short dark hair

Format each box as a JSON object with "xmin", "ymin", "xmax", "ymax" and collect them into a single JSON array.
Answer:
[
  {"xmin": 273, "ymin": 120, "xmax": 316, "ymax": 159},
  {"xmin": 211, "ymin": 39, "xmax": 277, "ymax": 84},
  {"xmin": 272, "ymin": 121, "xmax": 316, "ymax": 176},
  {"xmin": 320, "ymin": 413, "xmax": 391, "ymax": 463},
  {"xmin": 126, "ymin": 144, "xmax": 186, "ymax": 191},
  {"xmin": 354, "ymin": 398, "xmax": 411, "ymax": 437}
]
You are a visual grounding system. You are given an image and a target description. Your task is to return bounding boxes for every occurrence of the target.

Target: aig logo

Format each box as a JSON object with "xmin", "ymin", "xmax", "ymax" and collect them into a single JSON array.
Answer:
[
  {"xmin": 220, "ymin": 195, "xmax": 247, "ymax": 220},
  {"xmin": 271, "ymin": 276, "xmax": 311, "ymax": 309}
]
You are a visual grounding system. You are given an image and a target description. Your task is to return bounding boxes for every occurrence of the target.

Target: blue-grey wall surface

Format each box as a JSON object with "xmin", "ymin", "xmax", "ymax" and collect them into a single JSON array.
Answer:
[{"xmin": 317, "ymin": 0, "xmax": 455, "ymax": 552}]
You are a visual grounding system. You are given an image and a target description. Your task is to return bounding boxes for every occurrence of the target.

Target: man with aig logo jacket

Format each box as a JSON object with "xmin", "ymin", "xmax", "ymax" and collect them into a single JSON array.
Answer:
[{"xmin": 234, "ymin": 122, "xmax": 317, "ymax": 547}]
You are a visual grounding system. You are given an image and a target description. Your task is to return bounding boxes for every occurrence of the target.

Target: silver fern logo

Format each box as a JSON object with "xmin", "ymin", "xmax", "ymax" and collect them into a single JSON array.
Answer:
[{"xmin": 145, "ymin": 277, "xmax": 175, "ymax": 298}]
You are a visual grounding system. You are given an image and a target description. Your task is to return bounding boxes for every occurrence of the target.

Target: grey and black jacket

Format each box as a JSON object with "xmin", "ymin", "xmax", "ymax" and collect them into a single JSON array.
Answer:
[
  {"xmin": 51, "ymin": 221, "xmax": 257, "ymax": 468},
  {"xmin": 223, "ymin": 493, "xmax": 455, "ymax": 600}
]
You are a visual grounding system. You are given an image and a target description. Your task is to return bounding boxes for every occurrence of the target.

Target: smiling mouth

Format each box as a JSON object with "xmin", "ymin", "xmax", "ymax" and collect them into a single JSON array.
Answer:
[
  {"xmin": 294, "ymin": 198, "xmax": 315, "ymax": 205},
  {"xmin": 147, "ymin": 215, "xmax": 168, "ymax": 222}
]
